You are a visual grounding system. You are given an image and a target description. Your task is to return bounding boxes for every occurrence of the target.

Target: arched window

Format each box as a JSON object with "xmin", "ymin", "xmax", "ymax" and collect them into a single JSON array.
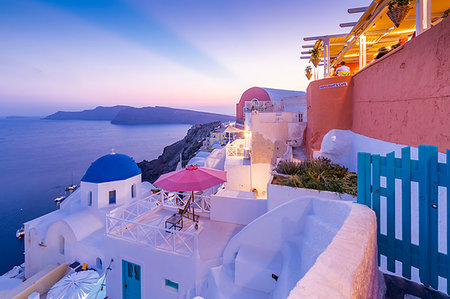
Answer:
[
  {"xmin": 131, "ymin": 184, "xmax": 136, "ymax": 198},
  {"xmin": 59, "ymin": 235, "xmax": 65, "ymax": 255},
  {"xmin": 96, "ymin": 257, "xmax": 103, "ymax": 270},
  {"xmin": 109, "ymin": 190, "xmax": 116, "ymax": 204}
]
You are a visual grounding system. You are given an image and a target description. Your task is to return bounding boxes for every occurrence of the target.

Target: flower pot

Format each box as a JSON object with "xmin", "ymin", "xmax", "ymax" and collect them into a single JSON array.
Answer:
[
  {"xmin": 306, "ymin": 73, "xmax": 312, "ymax": 80},
  {"xmin": 387, "ymin": 5, "xmax": 412, "ymax": 27},
  {"xmin": 312, "ymin": 57, "xmax": 320, "ymax": 67}
]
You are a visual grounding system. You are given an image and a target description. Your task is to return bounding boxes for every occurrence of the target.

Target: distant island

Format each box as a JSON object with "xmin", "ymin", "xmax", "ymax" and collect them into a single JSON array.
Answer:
[{"xmin": 44, "ymin": 105, "xmax": 234, "ymax": 125}]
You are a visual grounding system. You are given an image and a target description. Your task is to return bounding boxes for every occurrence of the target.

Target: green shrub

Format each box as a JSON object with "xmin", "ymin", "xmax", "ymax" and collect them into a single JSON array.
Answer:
[
  {"xmin": 274, "ymin": 161, "xmax": 301, "ymax": 175},
  {"xmin": 273, "ymin": 158, "xmax": 357, "ymax": 196}
]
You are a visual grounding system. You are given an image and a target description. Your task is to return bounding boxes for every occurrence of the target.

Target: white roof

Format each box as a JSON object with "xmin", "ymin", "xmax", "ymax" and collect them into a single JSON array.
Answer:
[
  {"xmin": 204, "ymin": 148, "xmax": 226, "ymax": 170},
  {"xmin": 261, "ymin": 88, "xmax": 306, "ymax": 102},
  {"xmin": 59, "ymin": 210, "xmax": 104, "ymax": 241},
  {"xmin": 187, "ymin": 157, "xmax": 206, "ymax": 167}
]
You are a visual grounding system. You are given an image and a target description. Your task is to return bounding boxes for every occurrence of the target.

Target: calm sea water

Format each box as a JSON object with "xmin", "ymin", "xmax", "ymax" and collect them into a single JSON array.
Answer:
[{"xmin": 0, "ymin": 118, "xmax": 190, "ymax": 274}]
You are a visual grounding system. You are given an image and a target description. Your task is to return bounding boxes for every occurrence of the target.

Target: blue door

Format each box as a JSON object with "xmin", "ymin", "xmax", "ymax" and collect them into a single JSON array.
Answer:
[{"xmin": 122, "ymin": 260, "xmax": 141, "ymax": 299}]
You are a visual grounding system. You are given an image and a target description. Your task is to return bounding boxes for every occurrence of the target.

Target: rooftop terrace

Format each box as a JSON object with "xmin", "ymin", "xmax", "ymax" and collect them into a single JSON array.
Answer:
[{"xmin": 106, "ymin": 191, "xmax": 243, "ymax": 260}]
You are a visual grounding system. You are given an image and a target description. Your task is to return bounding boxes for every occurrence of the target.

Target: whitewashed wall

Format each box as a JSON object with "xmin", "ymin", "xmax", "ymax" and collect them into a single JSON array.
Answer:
[
  {"xmin": 267, "ymin": 179, "xmax": 355, "ymax": 211},
  {"xmin": 105, "ymin": 238, "xmax": 204, "ymax": 299},
  {"xmin": 210, "ymin": 194, "xmax": 267, "ymax": 225},
  {"xmin": 80, "ymin": 174, "xmax": 141, "ymax": 209},
  {"xmin": 208, "ymin": 197, "xmax": 379, "ymax": 298},
  {"xmin": 224, "ymin": 162, "xmax": 251, "ymax": 191}
]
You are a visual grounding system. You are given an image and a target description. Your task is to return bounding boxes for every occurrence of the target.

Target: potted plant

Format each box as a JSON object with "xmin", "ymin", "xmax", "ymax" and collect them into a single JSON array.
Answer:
[
  {"xmin": 309, "ymin": 48, "xmax": 321, "ymax": 67},
  {"xmin": 305, "ymin": 65, "xmax": 313, "ymax": 80},
  {"xmin": 387, "ymin": 0, "xmax": 412, "ymax": 27}
]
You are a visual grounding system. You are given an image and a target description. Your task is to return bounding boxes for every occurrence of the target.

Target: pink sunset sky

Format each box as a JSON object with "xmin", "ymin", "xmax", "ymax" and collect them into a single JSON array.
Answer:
[{"xmin": 0, "ymin": 0, "xmax": 366, "ymax": 116}]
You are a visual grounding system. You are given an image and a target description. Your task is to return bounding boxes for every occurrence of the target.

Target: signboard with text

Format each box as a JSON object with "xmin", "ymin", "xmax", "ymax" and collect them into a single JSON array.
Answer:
[{"xmin": 319, "ymin": 82, "xmax": 348, "ymax": 89}]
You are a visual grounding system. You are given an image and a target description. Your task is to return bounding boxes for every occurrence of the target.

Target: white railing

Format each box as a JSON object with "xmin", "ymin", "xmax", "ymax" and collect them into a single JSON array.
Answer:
[
  {"xmin": 226, "ymin": 139, "xmax": 246, "ymax": 157},
  {"xmin": 107, "ymin": 215, "xmax": 197, "ymax": 256},
  {"xmin": 106, "ymin": 190, "xmax": 213, "ymax": 256},
  {"xmin": 244, "ymin": 100, "xmax": 284, "ymax": 113},
  {"xmin": 157, "ymin": 191, "xmax": 211, "ymax": 213}
]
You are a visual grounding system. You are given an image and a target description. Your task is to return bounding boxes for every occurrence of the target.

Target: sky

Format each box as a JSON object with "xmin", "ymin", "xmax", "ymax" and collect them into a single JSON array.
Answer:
[{"xmin": 0, "ymin": 0, "xmax": 367, "ymax": 117}]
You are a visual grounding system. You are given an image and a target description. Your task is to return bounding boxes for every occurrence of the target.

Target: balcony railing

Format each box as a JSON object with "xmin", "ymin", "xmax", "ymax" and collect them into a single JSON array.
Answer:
[
  {"xmin": 106, "ymin": 190, "xmax": 212, "ymax": 256},
  {"xmin": 107, "ymin": 215, "xmax": 198, "ymax": 256},
  {"xmin": 226, "ymin": 139, "xmax": 245, "ymax": 157},
  {"xmin": 243, "ymin": 100, "xmax": 284, "ymax": 113}
]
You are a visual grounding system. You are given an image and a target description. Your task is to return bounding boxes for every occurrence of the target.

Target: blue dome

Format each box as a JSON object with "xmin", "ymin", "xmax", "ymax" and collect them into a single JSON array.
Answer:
[{"xmin": 81, "ymin": 153, "xmax": 141, "ymax": 183}]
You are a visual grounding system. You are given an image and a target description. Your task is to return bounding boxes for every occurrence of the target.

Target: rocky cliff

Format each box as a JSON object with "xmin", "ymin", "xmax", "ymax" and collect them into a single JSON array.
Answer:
[{"xmin": 138, "ymin": 121, "xmax": 220, "ymax": 183}]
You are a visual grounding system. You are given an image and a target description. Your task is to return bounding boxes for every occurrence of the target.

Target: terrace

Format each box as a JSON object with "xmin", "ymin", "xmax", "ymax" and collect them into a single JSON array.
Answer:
[
  {"xmin": 301, "ymin": 0, "xmax": 449, "ymax": 78},
  {"xmin": 106, "ymin": 191, "xmax": 243, "ymax": 260}
]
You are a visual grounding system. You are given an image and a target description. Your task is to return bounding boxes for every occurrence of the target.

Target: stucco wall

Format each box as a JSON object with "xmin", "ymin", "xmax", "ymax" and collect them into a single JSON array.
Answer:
[
  {"xmin": 210, "ymin": 195, "xmax": 267, "ymax": 225},
  {"xmin": 288, "ymin": 203, "xmax": 379, "ymax": 298},
  {"xmin": 251, "ymin": 112, "xmax": 304, "ymax": 165},
  {"xmin": 267, "ymin": 181, "xmax": 356, "ymax": 211},
  {"xmin": 224, "ymin": 162, "xmax": 250, "ymax": 191},
  {"xmin": 304, "ymin": 76, "xmax": 353, "ymax": 158},
  {"xmin": 208, "ymin": 197, "xmax": 379, "ymax": 298},
  {"xmin": 304, "ymin": 19, "xmax": 450, "ymax": 157},
  {"xmin": 351, "ymin": 17, "xmax": 450, "ymax": 153},
  {"xmin": 105, "ymin": 238, "xmax": 198, "ymax": 299}
]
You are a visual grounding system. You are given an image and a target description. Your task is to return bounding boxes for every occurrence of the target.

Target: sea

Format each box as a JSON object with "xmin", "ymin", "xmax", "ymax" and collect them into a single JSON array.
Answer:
[{"xmin": 0, "ymin": 117, "xmax": 191, "ymax": 274}]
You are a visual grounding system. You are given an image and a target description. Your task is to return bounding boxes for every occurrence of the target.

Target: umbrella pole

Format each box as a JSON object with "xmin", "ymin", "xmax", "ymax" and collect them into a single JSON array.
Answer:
[{"xmin": 192, "ymin": 191, "xmax": 195, "ymax": 223}]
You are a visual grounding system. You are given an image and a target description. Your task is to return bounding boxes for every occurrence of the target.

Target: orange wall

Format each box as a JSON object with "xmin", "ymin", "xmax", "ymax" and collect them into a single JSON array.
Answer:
[
  {"xmin": 305, "ymin": 18, "xmax": 450, "ymax": 156},
  {"xmin": 305, "ymin": 76, "xmax": 353, "ymax": 157},
  {"xmin": 351, "ymin": 17, "xmax": 450, "ymax": 153}
]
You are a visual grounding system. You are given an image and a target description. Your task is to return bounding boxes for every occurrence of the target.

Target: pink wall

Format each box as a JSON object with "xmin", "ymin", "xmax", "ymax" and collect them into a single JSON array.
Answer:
[
  {"xmin": 351, "ymin": 17, "xmax": 450, "ymax": 153},
  {"xmin": 236, "ymin": 87, "xmax": 271, "ymax": 122},
  {"xmin": 305, "ymin": 76, "xmax": 353, "ymax": 158},
  {"xmin": 305, "ymin": 18, "xmax": 450, "ymax": 156}
]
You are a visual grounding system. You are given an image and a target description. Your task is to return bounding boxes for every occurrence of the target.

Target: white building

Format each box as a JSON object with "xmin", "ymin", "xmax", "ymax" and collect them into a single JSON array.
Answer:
[{"xmin": 24, "ymin": 153, "xmax": 146, "ymax": 278}]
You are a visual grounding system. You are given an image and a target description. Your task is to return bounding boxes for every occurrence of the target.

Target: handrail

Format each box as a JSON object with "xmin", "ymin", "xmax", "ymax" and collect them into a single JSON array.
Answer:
[
  {"xmin": 106, "ymin": 190, "xmax": 211, "ymax": 256},
  {"xmin": 226, "ymin": 139, "xmax": 246, "ymax": 157},
  {"xmin": 106, "ymin": 214, "xmax": 198, "ymax": 256}
]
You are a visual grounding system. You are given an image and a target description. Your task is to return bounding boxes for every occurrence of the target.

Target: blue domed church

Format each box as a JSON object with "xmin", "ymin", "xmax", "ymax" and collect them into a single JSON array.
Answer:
[
  {"xmin": 24, "ymin": 153, "xmax": 152, "ymax": 279},
  {"xmin": 81, "ymin": 153, "xmax": 142, "ymax": 209}
]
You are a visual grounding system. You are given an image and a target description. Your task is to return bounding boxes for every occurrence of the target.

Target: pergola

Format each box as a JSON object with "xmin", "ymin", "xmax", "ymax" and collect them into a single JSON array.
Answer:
[{"xmin": 301, "ymin": 0, "xmax": 449, "ymax": 77}]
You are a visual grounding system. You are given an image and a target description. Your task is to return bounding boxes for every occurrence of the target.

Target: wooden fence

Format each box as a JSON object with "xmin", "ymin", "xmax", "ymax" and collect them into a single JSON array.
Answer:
[{"xmin": 357, "ymin": 145, "xmax": 450, "ymax": 292}]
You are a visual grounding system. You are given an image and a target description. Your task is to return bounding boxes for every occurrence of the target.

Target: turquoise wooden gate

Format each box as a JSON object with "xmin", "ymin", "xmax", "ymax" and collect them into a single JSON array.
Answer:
[{"xmin": 357, "ymin": 145, "xmax": 450, "ymax": 293}]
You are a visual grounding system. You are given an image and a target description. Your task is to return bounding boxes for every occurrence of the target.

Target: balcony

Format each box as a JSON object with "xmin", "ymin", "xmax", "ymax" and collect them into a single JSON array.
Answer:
[
  {"xmin": 106, "ymin": 191, "xmax": 211, "ymax": 256},
  {"xmin": 225, "ymin": 139, "xmax": 250, "ymax": 159},
  {"xmin": 243, "ymin": 100, "xmax": 283, "ymax": 113}
]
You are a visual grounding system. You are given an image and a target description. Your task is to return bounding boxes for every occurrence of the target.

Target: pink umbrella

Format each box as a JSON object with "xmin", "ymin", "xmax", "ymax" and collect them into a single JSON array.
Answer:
[
  {"xmin": 154, "ymin": 165, "xmax": 227, "ymax": 228},
  {"xmin": 154, "ymin": 165, "xmax": 227, "ymax": 192}
]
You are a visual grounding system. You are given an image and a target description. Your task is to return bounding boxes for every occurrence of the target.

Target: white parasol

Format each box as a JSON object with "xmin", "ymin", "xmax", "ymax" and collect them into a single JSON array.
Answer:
[{"xmin": 48, "ymin": 270, "xmax": 99, "ymax": 299}]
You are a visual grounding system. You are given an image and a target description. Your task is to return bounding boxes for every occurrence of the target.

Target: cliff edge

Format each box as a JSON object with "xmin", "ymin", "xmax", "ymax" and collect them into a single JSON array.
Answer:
[{"xmin": 138, "ymin": 121, "xmax": 220, "ymax": 183}]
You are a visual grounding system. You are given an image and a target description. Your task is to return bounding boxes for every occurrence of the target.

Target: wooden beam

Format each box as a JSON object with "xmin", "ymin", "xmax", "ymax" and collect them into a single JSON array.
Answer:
[
  {"xmin": 302, "ymin": 45, "xmax": 315, "ymax": 49},
  {"xmin": 348, "ymin": 7, "xmax": 369, "ymax": 14},
  {"xmin": 340, "ymin": 22, "xmax": 358, "ymax": 28},
  {"xmin": 303, "ymin": 33, "xmax": 348, "ymax": 41},
  {"xmin": 332, "ymin": 0, "xmax": 390, "ymax": 67}
]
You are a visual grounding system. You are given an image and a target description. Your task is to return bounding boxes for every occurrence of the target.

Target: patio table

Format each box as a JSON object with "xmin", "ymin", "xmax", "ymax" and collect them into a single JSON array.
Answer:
[{"xmin": 165, "ymin": 214, "xmax": 183, "ymax": 231}]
